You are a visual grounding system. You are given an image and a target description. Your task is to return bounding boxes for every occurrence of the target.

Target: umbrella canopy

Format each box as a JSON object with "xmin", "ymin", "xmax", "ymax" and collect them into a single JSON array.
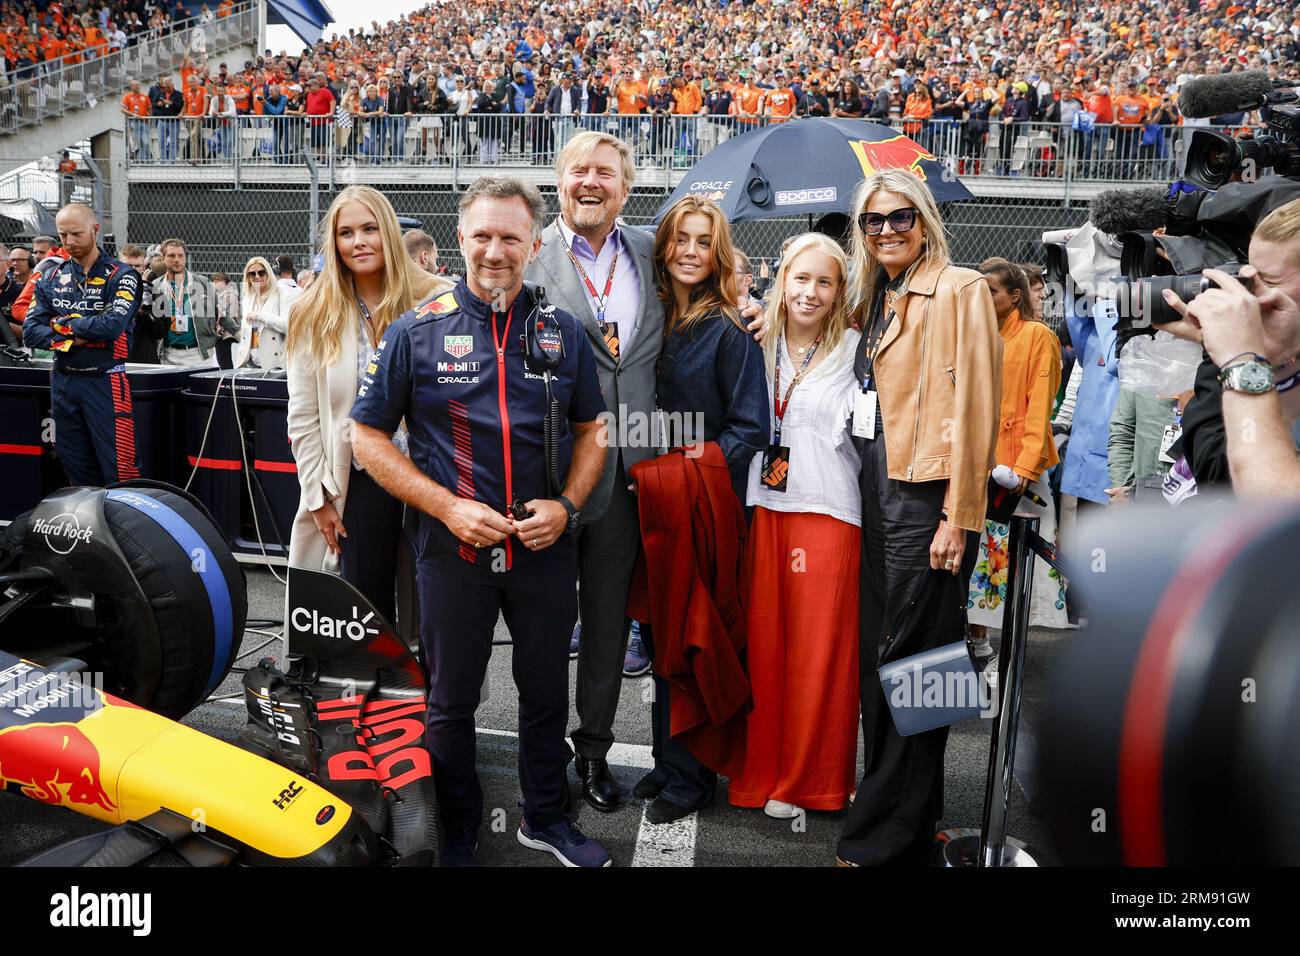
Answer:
[
  {"xmin": 0, "ymin": 199, "xmax": 57, "ymax": 238},
  {"xmin": 654, "ymin": 118, "xmax": 974, "ymax": 223}
]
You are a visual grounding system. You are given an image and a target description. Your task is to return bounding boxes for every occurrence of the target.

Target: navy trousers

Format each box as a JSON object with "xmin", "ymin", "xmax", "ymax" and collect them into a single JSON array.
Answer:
[
  {"xmin": 52, "ymin": 370, "xmax": 140, "ymax": 487},
  {"xmin": 417, "ymin": 543, "xmax": 577, "ymax": 840}
]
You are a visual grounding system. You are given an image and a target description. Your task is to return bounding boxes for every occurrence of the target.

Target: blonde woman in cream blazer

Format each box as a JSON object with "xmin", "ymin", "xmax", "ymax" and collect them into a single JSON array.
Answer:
[
  {"xmin": 285, "ymin": 185, "xmax": 449, "ymax": 627},
  {"xmin": 235, "ymin": 255, "xmax": 295, "ymax": 371}
]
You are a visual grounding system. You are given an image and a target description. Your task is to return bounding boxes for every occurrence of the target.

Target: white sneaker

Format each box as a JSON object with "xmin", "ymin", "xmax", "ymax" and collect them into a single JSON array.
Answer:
[{"xmin": 764, "ymin": 799, "xmax": 802, "ymax": 819}]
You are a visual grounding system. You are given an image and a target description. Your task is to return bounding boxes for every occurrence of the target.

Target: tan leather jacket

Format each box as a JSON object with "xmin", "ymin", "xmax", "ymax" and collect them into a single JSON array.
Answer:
[{"xmin": 873, "ymin": 258, "xmax": 1002, "ymax": 532}]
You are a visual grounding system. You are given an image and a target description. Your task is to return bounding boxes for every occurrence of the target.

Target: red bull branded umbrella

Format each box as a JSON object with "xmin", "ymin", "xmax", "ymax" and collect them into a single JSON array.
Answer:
[{"xmin": 654, "ymin": 118, "xmax": 974, "ymax": 222}]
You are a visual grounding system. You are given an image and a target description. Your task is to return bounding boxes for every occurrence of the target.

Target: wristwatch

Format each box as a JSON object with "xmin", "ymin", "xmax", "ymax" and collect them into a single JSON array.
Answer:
[
  {"xmin": 1219, "ymin": 358, "xmax": 1275, "ymax": 394},
  {"xmin": 556, "ymin": 495, "xmax": 580, "ymax": 533}
]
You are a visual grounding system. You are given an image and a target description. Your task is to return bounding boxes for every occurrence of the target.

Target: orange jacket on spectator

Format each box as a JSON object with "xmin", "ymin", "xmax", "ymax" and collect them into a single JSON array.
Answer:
[
  {"xmin": 903, "ymin": 90, "xmax": 933, "ymax": 136},
  {"xmin": 671, "ymin": 82, "xmax": 703, "ymax": 115},
  {"xmin": 218, "ymin": 0, "xmax": 234, "ymax": 16},
  {"xmin": 995, "ymin": 310, "xmax": 1062, "ymax": 482}
]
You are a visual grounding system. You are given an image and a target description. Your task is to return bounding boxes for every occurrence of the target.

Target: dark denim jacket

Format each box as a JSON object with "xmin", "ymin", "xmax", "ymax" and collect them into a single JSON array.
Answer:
[{"xmin": 656, "ymin": 307, "xmax": 770, "ymax": 502}]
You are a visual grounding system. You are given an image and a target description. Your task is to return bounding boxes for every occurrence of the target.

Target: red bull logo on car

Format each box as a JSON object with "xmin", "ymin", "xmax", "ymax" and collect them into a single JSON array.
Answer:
[
  {"xmin": 849, "ymin": 135, "xmax": 937, "ymax": 181},
  {"xmin": 0, "ymin": 722, "xmax": 117, "ymax": 811}
]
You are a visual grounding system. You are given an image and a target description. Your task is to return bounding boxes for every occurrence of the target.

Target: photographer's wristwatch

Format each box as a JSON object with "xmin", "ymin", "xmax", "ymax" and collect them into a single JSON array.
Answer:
[
  {"xmin": 556, "ymin": 495, "xmax": 580, "ymax": 533},
  {"xmin": 1219, "ymin": 358, "xmax": 1275, "ymax": 394}
]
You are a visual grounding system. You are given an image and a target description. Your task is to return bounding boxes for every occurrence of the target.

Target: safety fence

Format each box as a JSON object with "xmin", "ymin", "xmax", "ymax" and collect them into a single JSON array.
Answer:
[
  {"xmin": 123, "ymin": 178, "xmax": 1088, "ymax": 293},
  {"xmin": 121, "ymin": 113, "xmax": 1194, "ymax": 185},
  {"xmin": 0, "ymin": 2, "xmax": 257, "ymax": 135}
]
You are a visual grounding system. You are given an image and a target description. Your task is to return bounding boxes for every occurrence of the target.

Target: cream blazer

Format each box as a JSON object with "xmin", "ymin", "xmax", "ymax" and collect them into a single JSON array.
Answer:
[{"xmin": 286, "ymin": 319, "xmax": 361, "ymax": 573}]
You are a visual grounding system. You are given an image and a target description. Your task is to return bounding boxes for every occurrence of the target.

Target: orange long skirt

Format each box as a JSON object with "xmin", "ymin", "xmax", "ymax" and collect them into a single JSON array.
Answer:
[{"xmin": 729, "ymin": 507, "xmax": 861, "ymax": 811}]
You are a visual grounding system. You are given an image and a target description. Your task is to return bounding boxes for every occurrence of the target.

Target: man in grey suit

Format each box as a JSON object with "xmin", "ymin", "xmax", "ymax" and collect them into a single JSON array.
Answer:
[
  {"xmin": 527, "ymin": 131, "xmax": 763, "ymax": 814},
  {"xmin": 526, "ymin": 131, "xmax": 658, "ymax": 813}
]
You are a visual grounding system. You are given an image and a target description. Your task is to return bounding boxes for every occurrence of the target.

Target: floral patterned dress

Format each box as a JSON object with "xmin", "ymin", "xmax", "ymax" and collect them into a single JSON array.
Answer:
[{"xmin": 966, "ymin": 470, "xmax": 1068, "ymax": 629}]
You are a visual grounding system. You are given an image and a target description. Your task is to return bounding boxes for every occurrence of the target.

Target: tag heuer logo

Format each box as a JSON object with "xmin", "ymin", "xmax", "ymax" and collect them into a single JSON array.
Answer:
[{"xmin": 444, "ymin": 335, "xmax": 474, "ymax": 358}]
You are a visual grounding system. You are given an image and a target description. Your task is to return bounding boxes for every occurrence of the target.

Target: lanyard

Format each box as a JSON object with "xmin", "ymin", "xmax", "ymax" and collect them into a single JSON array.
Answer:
[
  {"xmin": 170, "ymin": 276, "xmax": 190, "ymax": 318},
  {"xmin": 773, "ymin": 332, "xmax": 821, "ymax": 442},
  {"xmin": 862, "ymin": 278, "xmax": 908, "ymax": 390},
  {"xmin": 357, "ymin": 297, "xmax": 375, "ymax": 348},
  {"xmin": 564, "ymin": 242, "xmax": 619, "ymax": 324}
]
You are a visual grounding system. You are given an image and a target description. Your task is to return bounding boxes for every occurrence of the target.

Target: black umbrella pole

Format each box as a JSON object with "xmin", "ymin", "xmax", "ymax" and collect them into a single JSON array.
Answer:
[
  {"xmin": 977, "ymin": 513, "xmax": 1036, "ymax": 866},
  {"xmin": 939, "ymin": 513, "xmax": 1040, "ymax": 866}
]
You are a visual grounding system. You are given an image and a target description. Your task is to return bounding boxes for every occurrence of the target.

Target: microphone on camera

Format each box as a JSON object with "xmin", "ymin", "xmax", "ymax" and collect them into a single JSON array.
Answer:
[
  {"xmin": 1089, "ymin": 187, "xmax": 1170, "ymax": 236},
  {"xmin": 1177, "ymin": 70, "xmax": 1276, "ymax": 119}
]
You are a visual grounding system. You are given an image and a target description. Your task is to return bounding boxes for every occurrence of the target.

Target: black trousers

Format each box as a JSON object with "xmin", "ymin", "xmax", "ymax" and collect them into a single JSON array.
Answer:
[
  {"xmin": 417, "ymin": 544, "xmax": 578, "ymax": 839},
  {"xmin": 339, "ymin": 465, "xmax": 403, "ymax": 626},
  {"xmin": 837, "ymin": 432, "xmax": 978, "ymax": 866},
  {"xmin": 642, "ymin": 621, "xmax": 717, "ymax": 809},
  {"xmin": 572, "ymin": 457, "xmax": 639, "ymax": 759}
]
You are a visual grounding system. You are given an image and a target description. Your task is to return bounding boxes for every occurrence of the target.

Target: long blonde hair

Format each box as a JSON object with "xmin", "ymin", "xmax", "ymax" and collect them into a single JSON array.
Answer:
[
  {"xmin": 762, "ymin": 233, "xmax": 854, "ymax": 380},
  {"xmin": 847, "ymin": 168, "xmax": 950, "ymax": 320},
  {"xmin": 654, "ymin": 195, "xmax": 743, "ymax": 334},
  {"xmin": 286, "ymin": 185, "xmax": 450, "ymax": 369},
  {"xmin": 240, "ymin": 255, "xmax": 277, "ymax": 306}
]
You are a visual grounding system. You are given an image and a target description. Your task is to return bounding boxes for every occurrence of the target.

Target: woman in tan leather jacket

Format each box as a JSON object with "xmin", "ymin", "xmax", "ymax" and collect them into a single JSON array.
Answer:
[{"xmin": 835, "ymin": 168, "xmax": 1002, "ymax": 867}]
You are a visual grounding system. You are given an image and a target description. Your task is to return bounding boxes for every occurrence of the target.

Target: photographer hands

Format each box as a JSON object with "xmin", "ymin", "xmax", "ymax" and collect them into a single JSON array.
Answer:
[{"xmin": 1162, "ymin": 266, "xmax": 1300, "ymax": 368}]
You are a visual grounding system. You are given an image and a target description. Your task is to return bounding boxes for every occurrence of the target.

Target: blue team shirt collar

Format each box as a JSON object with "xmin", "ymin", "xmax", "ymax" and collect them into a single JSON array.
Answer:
[
  {"xmin": 453, "ymin": 276, "xmax": 528, "ymax": 322},
  {"xmin": 557, "ymin": 216, "xmax": 622, "ymax": 263}
]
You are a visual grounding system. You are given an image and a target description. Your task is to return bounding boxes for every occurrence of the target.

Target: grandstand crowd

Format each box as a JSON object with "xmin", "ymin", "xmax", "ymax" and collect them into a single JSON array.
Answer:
[
  {"xmin": 1, "ymin": 0, "xmax": 240, "ymax": 79},
  {"xmin": 104, "ymin": 0, "xmax": 1300, "ymax": 176}
]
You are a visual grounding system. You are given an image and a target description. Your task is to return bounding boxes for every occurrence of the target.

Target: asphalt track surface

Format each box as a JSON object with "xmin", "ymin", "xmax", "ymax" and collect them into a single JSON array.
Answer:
[{"xmin": 0, "ymin": 567, "xmax": 1067, "ymax": 867}]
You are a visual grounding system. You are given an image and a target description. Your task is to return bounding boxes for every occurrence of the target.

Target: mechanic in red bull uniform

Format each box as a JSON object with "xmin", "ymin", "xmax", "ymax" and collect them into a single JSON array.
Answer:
[
  {"xmin": 350, "ymin": 176, "xmax": 611, "ymax": 868},
  {"xmin": 22, "ymin": 203, "xmax": 142, "ymax": 486}
]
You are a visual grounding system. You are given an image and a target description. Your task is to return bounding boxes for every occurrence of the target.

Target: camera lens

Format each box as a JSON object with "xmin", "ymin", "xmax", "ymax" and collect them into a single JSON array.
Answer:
[{"xmin": 1203, "ymin": 142, "xmax": 1230, "ymax": 181}]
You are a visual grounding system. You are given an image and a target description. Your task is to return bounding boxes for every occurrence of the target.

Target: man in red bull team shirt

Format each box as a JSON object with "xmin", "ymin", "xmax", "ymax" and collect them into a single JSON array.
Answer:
[{"xmin": 23, "ymin": 203, "xmax": 142, "ymax": 486}]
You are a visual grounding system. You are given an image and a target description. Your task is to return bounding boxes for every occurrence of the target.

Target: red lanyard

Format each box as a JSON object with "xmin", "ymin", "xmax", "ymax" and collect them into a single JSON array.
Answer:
[
  {"xmin": 773, "ymin": 333, "xmax": 821, "ymax": 441},
  {"xmin": 564, "ymin": 244, "xmax": 619, "ymax": 324}
]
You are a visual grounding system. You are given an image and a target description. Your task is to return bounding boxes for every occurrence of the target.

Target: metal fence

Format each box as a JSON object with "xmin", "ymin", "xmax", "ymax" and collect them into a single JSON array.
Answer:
[
  {"xmin": 0, "ymin": 3, "xmax": 257, "ymax": 135},
  {"xmin": 124, "ymin": 176, "xmax": 1089, "ymax": 287},
  {"xmin": 123, "ymin": 113, "xmax": 1191, "ymax": 186}
]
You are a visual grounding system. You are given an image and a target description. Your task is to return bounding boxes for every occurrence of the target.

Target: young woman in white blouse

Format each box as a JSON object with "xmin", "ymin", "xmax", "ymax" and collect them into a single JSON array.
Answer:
[
  {"xmin": 234, "ymin": 255, "xmax": 292, "ymax": 370},
  {"xmin": 730, "ymin": 232, "xmax": 862, "ymax": 820}
]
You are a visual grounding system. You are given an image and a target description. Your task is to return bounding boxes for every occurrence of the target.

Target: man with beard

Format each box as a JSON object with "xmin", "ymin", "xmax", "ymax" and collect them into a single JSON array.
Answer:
[{"xmin": 524, "ymin": 131, "xmax": 761, "ymax": 816}]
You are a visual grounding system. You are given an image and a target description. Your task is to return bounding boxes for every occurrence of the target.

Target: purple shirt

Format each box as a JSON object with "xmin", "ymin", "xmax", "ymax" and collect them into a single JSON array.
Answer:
[{"xmin": 556, "ymin": 217, "xmax": 641, "ymax": 357}]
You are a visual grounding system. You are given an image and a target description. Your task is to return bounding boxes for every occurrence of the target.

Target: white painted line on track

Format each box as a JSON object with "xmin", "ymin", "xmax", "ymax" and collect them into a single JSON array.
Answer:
[{"xmin": 631, "ymin": 808, "xmax": 697, "ymax": 867}]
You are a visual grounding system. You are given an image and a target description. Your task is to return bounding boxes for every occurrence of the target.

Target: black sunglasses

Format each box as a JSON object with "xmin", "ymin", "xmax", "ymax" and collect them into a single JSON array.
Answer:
[
  {"xmin": 858, "ymin": 206, "xmax": 919, "ymax": 236},
  {"xmin": 247, "ymin": 268, "xmax": 267, "ymax": 278}
]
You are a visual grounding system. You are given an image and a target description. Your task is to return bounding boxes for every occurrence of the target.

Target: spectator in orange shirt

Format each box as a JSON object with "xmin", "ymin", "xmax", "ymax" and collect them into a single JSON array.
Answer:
[
  {"xmin": 671, "ymin": 74, "xmax": 704, "ymax": 156},
  {"xmin": 902, "ymin": 82, "xmax": 934, "ymax": 147},
  {"xmin": 121, "ymin": 80, "xmax": 153, "ymax": 162},
  {"xmin": 763, "ymin": 70, "xmax": 797, "ymax": 123},
  {"xmin": 183, "ymin": 81, "xmax": 209, "ymax": 164},
  {"xmin": 217, "ymin": 0, "xmax": 234, "ymax": 16},
  {"xmin": 736, "ymin": 74, "xmax": 764, "ymax": 124},
  {"xmin": 1113, "ymin": 79, "xmax": 1148, "ymax": 179}
]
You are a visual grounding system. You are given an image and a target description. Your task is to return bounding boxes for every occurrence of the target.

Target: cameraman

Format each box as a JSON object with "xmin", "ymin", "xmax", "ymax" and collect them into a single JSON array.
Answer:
[{"xmin": 1163, "ymin": 198, "xmax": 1300, "ymax": 497}]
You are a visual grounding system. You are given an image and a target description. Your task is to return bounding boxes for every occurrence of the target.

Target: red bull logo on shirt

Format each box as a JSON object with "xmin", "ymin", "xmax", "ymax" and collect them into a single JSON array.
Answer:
[{"xmin": 849, "ymin": 135, "xmax": 938, "ymax": 182}]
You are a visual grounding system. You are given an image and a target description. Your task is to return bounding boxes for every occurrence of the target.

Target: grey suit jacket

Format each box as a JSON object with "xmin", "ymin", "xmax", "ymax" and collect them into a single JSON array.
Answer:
[{"xmin": 527, "ymin": 219, "xmax": 663, "ymax": 524}]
